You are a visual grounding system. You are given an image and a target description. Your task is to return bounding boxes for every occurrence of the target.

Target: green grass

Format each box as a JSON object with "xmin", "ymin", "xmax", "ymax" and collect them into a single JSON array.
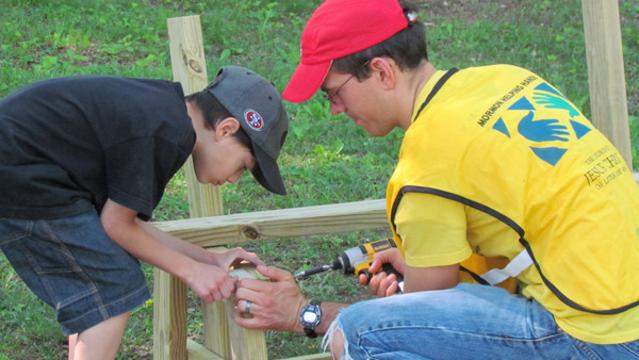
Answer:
[{"xmin": 1, "ymin": 0, "xmax": 638, "ymax": 358}]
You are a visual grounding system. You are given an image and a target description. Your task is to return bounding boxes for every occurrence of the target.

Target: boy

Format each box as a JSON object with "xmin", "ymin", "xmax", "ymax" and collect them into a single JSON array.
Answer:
[{"xmin": 0, "ymin": 65, "xmax": 288, "ymax": 359}]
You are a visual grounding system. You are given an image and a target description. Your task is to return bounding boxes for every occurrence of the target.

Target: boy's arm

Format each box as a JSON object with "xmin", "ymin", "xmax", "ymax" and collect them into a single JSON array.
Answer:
[
  {"xmin": 100, "ymin": 198, "xmax": 235, "ymax": 302},
  {"xmin": 135, "ymin": 218, "xmax": 262, "ymax": 269}
]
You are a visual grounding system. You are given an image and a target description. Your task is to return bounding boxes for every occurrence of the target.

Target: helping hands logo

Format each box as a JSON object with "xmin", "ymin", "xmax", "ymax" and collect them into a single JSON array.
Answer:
[{"xmin": 491, "ymin": 83, "xmax": 591, "ymax": 166}]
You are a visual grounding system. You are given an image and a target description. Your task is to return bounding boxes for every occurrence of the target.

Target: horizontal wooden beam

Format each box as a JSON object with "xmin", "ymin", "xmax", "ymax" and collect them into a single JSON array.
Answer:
[
  {"xmin": 156, "ymin": 171, "xmax": 639, "ymax": 247},
  {"xmin": 187, "ymin": 339, "xmax": 224, "ymax": 360},
  {"xmin": 279, "ymin": 353, "xmax": 332, "ymax": 360},
  {"xmin": 155, "ymin": 199, "xmax": 387, "ymax": 248}
]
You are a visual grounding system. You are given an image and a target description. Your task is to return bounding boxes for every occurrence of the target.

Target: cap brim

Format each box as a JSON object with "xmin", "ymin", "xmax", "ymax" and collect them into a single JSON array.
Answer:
[
  {"xmin": 251, "ymin": 146, "xmax": 286, "ymax": 195},
  {"xmin": 282, "ymin": 61, "xmax": 332, "ymax": 103}
]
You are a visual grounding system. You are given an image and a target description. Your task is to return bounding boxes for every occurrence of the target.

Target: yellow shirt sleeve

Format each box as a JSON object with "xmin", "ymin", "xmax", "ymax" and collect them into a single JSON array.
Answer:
[{"xmin": 395, "ymin": 192, "xmax": 472, "ymax": 267}]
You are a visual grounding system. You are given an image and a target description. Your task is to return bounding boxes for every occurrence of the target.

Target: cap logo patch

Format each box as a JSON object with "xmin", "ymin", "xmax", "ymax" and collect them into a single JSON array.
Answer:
[{"xmin": 244, "ymin": 109, "xmax": 264, "ymax": 131}]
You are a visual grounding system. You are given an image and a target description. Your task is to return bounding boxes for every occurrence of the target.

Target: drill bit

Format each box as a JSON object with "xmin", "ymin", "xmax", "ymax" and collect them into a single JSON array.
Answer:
[{"xmin": 294, "ymin": 262, "xmax": 337, "ymax": 280}]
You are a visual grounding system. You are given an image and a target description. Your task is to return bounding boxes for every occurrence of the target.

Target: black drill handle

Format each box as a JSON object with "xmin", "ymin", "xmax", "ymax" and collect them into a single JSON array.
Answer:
[
  {"xmin": 381, "ymin": 263, "xmax": 404, "ymax": 282},
  {"xmin": 361, "ymin": 263, "xmax": 404, "ymax": 282}
]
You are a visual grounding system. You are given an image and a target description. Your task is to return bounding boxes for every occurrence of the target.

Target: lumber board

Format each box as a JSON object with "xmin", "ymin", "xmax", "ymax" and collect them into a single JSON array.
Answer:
[
  {"xmin": 153, "ymin": 268, "xmax": 188, "ymax": 360},
  {"xmin": 581, "ymin": 0, "xmax": 633, "ymax": 169},
  {"xmin": 279, "ymin": 353, "xmax": 332, "ymax": 360},
  {"xmin": 163, "ymin": 15, "xmax": 231, "ymax": 360},
  {"xmin": 187, "ymin": 339, "xmax": 224, "ymax": 360},
  {"xmin": 221, "ymin": 266, "xmax": 268, "ymax": 359},
  {"xmin": 167, "ymin": 15, "xmax": 224, "ymax": 218},
  {"xmin": 154, "ymin": 199, "xmax": 388, "ymax": 248}
]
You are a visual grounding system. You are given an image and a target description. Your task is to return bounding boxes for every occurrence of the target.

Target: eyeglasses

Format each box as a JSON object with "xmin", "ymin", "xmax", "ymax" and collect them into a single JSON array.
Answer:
[
  {"xmin": 323, "ymin": 75, "xmax": 355, "ymax": 105},
  {"xmin": 322, "ymin": 60, "xmax": 371, "ymax": 105}
]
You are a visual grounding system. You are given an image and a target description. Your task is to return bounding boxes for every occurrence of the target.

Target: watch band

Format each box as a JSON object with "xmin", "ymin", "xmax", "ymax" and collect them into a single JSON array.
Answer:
[{"xmin": 304, "ymin": 326, "xmax": 319, "ymax": 338}]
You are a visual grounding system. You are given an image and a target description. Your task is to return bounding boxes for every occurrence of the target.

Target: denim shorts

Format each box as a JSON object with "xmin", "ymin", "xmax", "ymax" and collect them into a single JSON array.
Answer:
[
  {"xmin": 329, "ymin": 283, "xmax": 639, "ymax": 360},
  {"xmin": 0, "ymin": 210, "xmax": 150, "ymax": 336}
]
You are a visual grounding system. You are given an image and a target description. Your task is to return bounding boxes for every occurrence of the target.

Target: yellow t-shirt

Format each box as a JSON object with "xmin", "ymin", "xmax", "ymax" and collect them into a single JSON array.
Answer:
[{"xmin": 390, "ymin": 67, "xmax": 639, "ymax": 345}]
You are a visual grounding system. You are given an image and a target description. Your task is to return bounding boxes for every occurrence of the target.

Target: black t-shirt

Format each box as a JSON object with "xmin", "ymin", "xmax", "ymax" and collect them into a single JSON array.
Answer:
[{"xmin": 0, "ymin": 76, "xmax": 195, "ymax": 220}]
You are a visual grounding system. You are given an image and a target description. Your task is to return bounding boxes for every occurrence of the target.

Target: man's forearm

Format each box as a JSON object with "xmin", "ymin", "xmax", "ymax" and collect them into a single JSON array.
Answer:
[{"xmin": 317, "ymin": 302, "xmax": 348, "ymax": 335}]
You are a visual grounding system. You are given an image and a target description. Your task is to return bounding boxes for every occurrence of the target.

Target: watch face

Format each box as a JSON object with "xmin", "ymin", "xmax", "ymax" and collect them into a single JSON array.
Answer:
[
  {"xmin": 303, "ymin": 312, "xmax": 318, "ymax": 323},
  {"xmin": 300, "ymin": 303, "xmax": 322, "ymax": 328}
]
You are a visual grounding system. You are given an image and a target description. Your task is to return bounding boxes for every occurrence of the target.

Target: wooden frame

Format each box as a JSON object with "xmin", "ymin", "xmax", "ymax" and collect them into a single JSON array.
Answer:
[
  {"xmin": 154, "ymin": 1, "xmax": 634, "ymax": 358},
  {"xmin": 154, "ymin": 198, "xmax": 387, "ymax": 359}
]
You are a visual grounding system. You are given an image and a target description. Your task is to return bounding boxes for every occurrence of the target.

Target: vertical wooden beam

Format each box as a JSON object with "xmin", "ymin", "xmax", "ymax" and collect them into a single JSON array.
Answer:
[
  {"xmin": 154, "ymin": 15, "xmax": 229, "ymax": 359},
  {"xmin": 167, "ymin": 15, "xmax": 224, "ymax": 215},
  {"xmin": 202, "ymin": 302, "xmax": 232, "ymax": 357},
  {"xmin": 153, "ymin": 268, "xmax": 188, "ymax": 360},
  {"xmin": 226, "ymin": 266, "xmax": 269, "ymax": 360},
  {"xmin": 581, "ymin": 0, "xmax": 633, "ymax": 169}
]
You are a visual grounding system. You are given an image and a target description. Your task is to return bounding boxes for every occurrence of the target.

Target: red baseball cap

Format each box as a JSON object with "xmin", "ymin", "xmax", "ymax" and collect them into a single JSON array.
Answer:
[{"xmin": 283, "ymin": 0, "xmax": 409, "ymax": 103}]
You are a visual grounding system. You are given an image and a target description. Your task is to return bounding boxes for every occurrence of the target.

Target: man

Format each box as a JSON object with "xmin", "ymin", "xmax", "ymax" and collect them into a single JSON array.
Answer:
[
  {"xmin": 0, "ymin": 66, "xmax": 288, "ymax": 359},
  {"xmin": 233, "ymin": 0, "xmax": 639, "ymax": 359}
]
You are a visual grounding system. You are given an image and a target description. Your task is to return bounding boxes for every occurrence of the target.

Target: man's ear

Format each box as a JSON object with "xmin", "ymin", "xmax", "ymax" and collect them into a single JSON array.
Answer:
[
  {"xmin": 370, "ymin": 57, "xmax": 397, "ymax": 90},
  {"xmin": 215, "ymin": 117, "xmax": 241, "ymax": 137}
]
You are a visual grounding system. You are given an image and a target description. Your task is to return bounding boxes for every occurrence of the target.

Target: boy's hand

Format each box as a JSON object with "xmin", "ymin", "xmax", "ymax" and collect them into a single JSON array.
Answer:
[
  {"xmin": 209, "ymin": 247, "xmax": 264, "ymax": 270},
  {"xmin": 186, "ymin": 262, "xmax": 237, "ymax": 303}
]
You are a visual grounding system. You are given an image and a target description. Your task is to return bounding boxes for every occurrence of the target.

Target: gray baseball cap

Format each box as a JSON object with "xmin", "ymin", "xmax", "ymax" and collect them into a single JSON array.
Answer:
[{"xmin": 208, "ymin": 66, "xmax": 289, "ymax": 195}]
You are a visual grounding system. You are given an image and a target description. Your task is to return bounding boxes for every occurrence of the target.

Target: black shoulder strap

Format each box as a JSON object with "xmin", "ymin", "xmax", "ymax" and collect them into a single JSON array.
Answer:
[{"xmin": 412, "ymin": 68, "xmax": 459, "ymax": 122}]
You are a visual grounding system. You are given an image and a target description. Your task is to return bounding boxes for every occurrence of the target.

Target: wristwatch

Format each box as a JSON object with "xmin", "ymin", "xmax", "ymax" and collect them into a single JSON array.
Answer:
[{"xmin": 299, "ymin": 299, "xmax": 322, "ymax": 338}]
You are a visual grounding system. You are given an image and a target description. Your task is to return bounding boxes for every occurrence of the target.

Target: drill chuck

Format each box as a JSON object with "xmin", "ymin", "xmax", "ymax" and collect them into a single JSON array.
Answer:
[{"xmin": 294, "ymin": 238, "xmax": 400, "ymax": 280}]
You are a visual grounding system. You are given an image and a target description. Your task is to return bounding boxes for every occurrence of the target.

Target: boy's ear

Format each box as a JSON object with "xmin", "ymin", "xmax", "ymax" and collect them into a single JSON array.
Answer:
[{"xmin": 215, "ymin": 117, "xmax": 241, "ymax": 137}]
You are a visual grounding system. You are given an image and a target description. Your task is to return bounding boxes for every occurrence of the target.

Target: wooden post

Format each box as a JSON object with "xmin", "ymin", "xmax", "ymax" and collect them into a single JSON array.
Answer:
[
  {"xmin": 153, "ymin": 269, "xmax": 188, "ymax": 359},
  {"xmin": 167, "ymin": 17, "xmax": 223, "ymax": 216},
  {"xmin": 581, "ymin": 0, "xmax": 633, "ymax": 169},
  {"xmin": 154, "ymin": 15, "xmax": 230, "ymax": 359},
  {"xmin": 225, "ymin": 266, "xmax": 269, "ymax": 359},
  {"xmin": 158, "ymin": 15, "xmax": 269, "ymax": 360}
]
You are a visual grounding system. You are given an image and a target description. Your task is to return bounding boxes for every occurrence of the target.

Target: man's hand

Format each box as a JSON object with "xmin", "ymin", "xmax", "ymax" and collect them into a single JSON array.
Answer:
[
  {"xmin": 185, "ymin": 262, "xmax": 237, "ymax": 303},
  {"xmin": 358, "ymin": 248, "xmax": 406, "ymax": 297},
  {"xmin": 208, "ymin": 247, "xmax": 264, "ymax": 270},
  {"xmin": 233, "ymin": 265, "xmax": 306, "ymax": 332}
]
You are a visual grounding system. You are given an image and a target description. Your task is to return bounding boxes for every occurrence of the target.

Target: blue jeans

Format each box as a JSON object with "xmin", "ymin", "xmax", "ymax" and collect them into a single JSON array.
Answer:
[
  {"xmin": 331, "ymin": 284, "xmax": 639, "ymax": 359},
  {"xmin": 0, "ymin": 210, "xmax": 150, "ymax": 335}
]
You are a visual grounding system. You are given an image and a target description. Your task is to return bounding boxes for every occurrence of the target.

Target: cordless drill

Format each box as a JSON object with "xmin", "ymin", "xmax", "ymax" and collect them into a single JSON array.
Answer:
[{"xmin": 294, "ymin": 238, "xmax": 404, "ymax": 285}]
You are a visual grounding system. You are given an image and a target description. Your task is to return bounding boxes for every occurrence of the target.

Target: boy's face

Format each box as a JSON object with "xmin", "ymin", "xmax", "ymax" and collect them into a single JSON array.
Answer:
[{"xmin": 192, "ymin": 118, "xmax": 256, "ymax": 186}]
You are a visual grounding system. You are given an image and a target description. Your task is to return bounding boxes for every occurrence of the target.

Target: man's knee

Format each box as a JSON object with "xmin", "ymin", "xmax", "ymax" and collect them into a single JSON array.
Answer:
[{"xmin": 329, "ymin": 327, "xmax": 345, "ymax": 359}]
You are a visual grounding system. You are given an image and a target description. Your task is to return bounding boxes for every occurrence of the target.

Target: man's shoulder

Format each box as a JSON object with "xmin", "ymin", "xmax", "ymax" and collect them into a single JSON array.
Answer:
[{"xmin": 461, "ymin": 64, "xmax": 534, "ymax": 75}]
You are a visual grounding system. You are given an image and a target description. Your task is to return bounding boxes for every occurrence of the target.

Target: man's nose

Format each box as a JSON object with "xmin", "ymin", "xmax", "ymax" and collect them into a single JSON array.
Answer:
[{"xmin": 330, "ymin": 101, "xmax": 346, "ymax": 115}]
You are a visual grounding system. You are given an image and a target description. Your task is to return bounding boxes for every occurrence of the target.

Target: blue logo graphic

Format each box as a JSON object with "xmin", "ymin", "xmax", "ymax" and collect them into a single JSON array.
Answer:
[
  {"xmin": 530, "ymin": 146, "xmax": 568, "ymax": 166},
  {"xmin": 571, "ymin": 120, "xmax": 591, "ymax": 139},
  {"xmin": 532, "ymin": 92, "xmax": 580, "ymax": 117},
  {"xmin": 509, "ymin": 97, "xmax": 535, "ymax": 111},
  {"xmin": 492, "ymin": 117, "xmax": 511, "ymax": 138},
  {"xmin": 517, "ymin": 111, "xmax": 570, "ymax": 142},
  {"xmin": 490, "ymin": 82, "xmax": 592, "ymax": 166}
]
